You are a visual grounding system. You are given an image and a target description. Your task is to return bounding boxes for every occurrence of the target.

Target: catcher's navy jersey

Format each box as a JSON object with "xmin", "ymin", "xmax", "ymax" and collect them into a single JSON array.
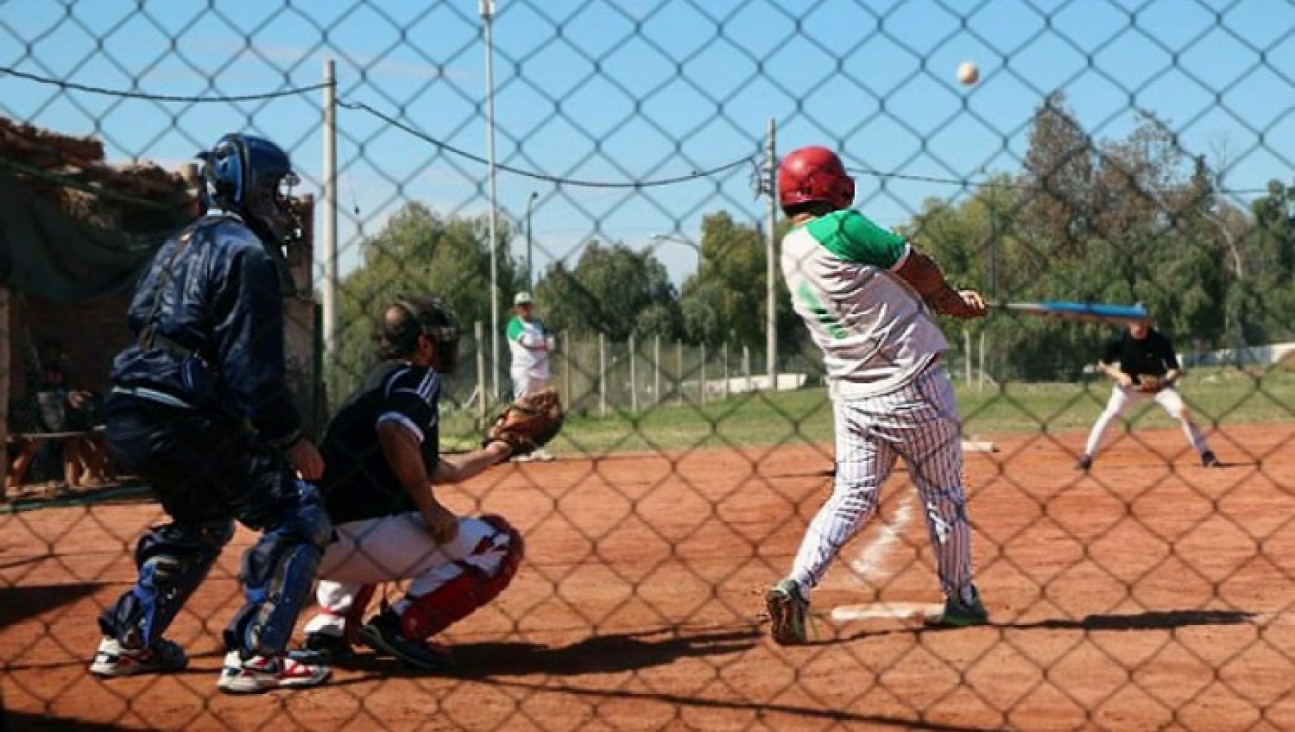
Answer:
[
  {"xmin": 320, "ymin": 361, "xmax": 441, "ymax": 524},
  {"xmin": 1102, "ymin": 328, "xmax": 1179, "ymax": 378}
]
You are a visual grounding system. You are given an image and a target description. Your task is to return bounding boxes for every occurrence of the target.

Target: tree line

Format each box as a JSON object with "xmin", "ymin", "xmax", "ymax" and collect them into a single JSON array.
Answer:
[{"xmin": 328, "ymin": 91, "xmax": 1295, "ymax": 397}]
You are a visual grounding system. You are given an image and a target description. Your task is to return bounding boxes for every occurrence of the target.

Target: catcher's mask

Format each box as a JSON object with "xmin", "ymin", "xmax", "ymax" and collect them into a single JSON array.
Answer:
[
  {"xmin": 199, "ymin": 133, "xmax": 302, "ymax": 246},
  {"xmin": 777, "ymin": 145, "xmax": 855, "ymax": 213},
  {"xmin": 377, "ymin": 296, "xmax": 462, "ymax": 373}
]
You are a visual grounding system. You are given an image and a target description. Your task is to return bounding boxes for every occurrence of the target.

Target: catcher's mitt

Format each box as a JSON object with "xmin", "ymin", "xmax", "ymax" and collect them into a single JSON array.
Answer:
[
  {"xmin": 1135, "ymin": 374, "xmax": 1164, "ymax": 393},
  {"xmin": 484, "ymin": 388, "xmax": 565, "ymax": 457}
]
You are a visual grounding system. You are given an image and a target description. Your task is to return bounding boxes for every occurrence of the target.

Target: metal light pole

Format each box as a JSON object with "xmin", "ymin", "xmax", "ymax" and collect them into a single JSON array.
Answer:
[
  {"xmin": 526, "ymin": 191, "xmax": 538, "ymax": 289},
  {"xmin": 480, "ymin": 0, "xmax": 500, "ymax": 404},
  {"xmin": 765, "ymin": 118, "xmax": 778, "ymax": 391},
  {"xmin": 321, "ymin": 58, "xmax": 338, "ymax": 362}
]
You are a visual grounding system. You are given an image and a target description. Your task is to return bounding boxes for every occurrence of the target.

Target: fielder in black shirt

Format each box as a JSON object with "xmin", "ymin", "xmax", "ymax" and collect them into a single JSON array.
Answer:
[{"xmin": 1076, "ymin": 319, "xmax": 1218, "ymax": 471}]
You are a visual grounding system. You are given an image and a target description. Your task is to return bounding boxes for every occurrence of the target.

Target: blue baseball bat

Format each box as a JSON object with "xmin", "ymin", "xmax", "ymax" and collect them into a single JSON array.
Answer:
[{"xmin": 998, "ymin": 301, "xmax": 1149, "ymax": 324}]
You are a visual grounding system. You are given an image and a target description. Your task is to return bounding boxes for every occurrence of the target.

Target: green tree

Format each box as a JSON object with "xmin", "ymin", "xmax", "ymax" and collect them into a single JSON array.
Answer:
[
  {"xmin": 532, "ymin": 241, "xmax": 682, "ymax": 342},
  {"xmin": 327, "ymin": 202, "xmax": 523, "ymax": 404},
  {"xmin": 680, "ymin": 211, "xmax": 800, "ymax": 354}
]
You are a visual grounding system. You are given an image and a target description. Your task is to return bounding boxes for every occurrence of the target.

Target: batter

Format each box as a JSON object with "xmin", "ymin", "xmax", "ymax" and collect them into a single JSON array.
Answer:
[{"xmin": 765, "ymin": 145, "xmax": 990, "ymax": 645}]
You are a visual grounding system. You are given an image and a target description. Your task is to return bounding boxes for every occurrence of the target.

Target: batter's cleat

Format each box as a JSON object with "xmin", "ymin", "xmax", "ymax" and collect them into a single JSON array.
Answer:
[
  {"xmin": 217, "ymin": 650, "xmax": 330, "ymax": 694},
  {"xmin": 933, "ymin": 586, "xmax": 989, "ymax": 627},
  {"xmin": 765, "ymin": 578, "xmax": 810, "ymax": 646},
  {"xmin": 360, "ymin": 611, "xmax": 456, "ymax": 671},
  {"xmin": 90, "ymin": 636, "xmax": 188, "ymax": 677},
  {"xmin": 289, "ymin": 632, "xmax": 355, "ymax": 665},
  {"xmin": 1201, "ymin": 451, "xmax": 1220, "ymax": 468},
  {"xmin": 1075, "ymin": 454, "xmax": 1093, "ymax": 471}
]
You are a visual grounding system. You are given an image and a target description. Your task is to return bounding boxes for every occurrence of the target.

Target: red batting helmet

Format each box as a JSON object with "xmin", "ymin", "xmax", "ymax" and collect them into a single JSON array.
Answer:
[{"xmin": 777, "ymin": 146, "xmax": 855, "ymax": 212}]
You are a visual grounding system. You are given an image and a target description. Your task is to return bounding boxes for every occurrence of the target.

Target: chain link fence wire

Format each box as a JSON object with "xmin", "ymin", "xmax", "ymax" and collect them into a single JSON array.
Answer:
[{"xmin": 2, "ymin": 1, "xmax": 1294, "ymax": 730}]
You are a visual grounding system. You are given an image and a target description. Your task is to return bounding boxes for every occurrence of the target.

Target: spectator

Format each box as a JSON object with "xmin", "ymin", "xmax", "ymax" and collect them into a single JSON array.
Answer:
[{"xmin": 506, "ymin": 291, "xmax": 557, "ymax": 462}]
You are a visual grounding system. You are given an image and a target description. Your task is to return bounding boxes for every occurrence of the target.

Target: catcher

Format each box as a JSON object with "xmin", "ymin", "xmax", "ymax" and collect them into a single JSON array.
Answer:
[
  {"xmin": 1076, "ymin": 316, "xmax": 1219, "ymax": 471},
  {"xmin": 293, "ymin": 296, "xmax": 561, "ymax": 669}
]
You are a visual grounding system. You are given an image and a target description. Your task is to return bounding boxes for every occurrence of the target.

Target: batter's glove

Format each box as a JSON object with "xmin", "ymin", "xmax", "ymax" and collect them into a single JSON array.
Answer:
[
  {"xmin": 484, "ymin": 388, "xmax": 565, "ymax": 457},
  {"xmin": 1135, "ymin": 374, "xmax": 1165, "ymax": 393}
]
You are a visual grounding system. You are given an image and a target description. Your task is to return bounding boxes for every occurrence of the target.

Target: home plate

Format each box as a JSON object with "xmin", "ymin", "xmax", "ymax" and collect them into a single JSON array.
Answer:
[
  {"xmin": 830, "ymin": 602, "xmax": 945, "ymax": 623},
  {"xmin": 961, "ymin": 440, "xmax": 998, "ymax": 453}
]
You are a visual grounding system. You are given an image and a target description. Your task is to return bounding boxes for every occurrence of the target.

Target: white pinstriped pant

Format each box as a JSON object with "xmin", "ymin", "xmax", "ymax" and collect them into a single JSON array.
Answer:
[{"xmin": 788, "ymin": 363, "xmax": 976, "ymax": 602}]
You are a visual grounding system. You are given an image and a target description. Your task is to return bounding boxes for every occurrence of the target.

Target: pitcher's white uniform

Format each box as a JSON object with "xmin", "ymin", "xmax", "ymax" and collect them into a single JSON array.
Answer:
[
  {"xmin": 507, "ymin": 315, "xmax": 555, "ymax": 399},
  {"xmin": 780, "ymin": 209, "xmax": 976, "ymax": 603}
]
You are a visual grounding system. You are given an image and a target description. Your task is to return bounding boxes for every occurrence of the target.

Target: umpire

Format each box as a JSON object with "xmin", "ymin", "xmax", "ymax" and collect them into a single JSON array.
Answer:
[{"xmin": 88, "ymin": 133, "xmax": 333, "ymax": 694}]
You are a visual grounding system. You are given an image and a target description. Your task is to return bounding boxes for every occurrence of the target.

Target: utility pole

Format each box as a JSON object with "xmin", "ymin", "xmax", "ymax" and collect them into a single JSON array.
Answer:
[
  {"xmin": 480, "ymin": 0, "xmax": 500, "ymax": 404},
  {"xmin": 321, "ymin": 58, "xmax": 338, "ymax": 362},
  {"xmin": 765, "ymin": 118, "xmax": 778, "ymax": 391}
]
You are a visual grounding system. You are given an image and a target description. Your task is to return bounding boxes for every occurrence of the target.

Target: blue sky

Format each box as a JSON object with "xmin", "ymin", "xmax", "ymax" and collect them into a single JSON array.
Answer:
[{"xmin": 2, "ymin": 0, "xmax": 1294, "ymax": 286}]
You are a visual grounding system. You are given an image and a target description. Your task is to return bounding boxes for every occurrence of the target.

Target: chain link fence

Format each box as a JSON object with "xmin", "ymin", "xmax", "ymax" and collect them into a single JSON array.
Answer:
[{"xmin": 3, "ymin": 1, "xmax": 1294, "ymax": 730}]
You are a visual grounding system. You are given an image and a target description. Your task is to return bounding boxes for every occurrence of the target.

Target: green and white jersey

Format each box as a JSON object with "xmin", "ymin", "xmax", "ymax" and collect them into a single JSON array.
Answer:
[
  {"xmin": 507, "ymin": 315, "xmax": 554, "ymax": 379},
  {"xmin": 780, "ymin": 209, "xmax": 949, "ymax": 398}
]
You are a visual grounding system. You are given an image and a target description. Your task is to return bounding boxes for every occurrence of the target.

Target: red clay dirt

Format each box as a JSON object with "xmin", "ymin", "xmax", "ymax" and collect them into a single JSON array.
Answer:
[{"xmin": 2, "ymin": 423, "xmax": 1293, "ymax": 731}]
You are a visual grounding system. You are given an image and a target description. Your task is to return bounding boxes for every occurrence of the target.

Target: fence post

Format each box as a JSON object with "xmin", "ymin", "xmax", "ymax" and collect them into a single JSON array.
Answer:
[
  {"xmin": 978, "ymin": 329, "xmax": 986, "ymax": 391},
  {"xmin": 599, "ymin": 332, "xmax": 607, "ymax": 418},
  {"xmin": 475, "ymin": 320, "xmax": 486, "ymax": 420},
  {"xmin": 743, "ymin": 345, "xmax": 752, "ymax": 393},
  {"xmin": 629, "ymin": 333, "xmax": 638, "ymax": 414},
  {"xmin": 654, "ymin": 334, "xmax": 661, "ymax": 408},
  {"xmin": 722, "ymin": 342, "xmax": 730, "ymax": 400},
  {"xmin": 700, "ymin": 342, "xmax": 707, "ymax": 405},
  {"xmin": 563, "ymin": 329, "xmax": 572, "ymax": 402},
  {"xmin": 676, "ymin": 339, "xmax": 684, "ymax": 405},
  {"xmin": 964, "ymin": 328, "xmax": 972, "ymax": 387}
]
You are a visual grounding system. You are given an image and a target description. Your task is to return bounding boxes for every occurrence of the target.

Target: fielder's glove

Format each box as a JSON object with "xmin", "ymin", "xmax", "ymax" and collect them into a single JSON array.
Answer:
[
  {"xmin": 484, "ymin": 388, "xmax": 565, "ymax": 457},
  {"xmin": 1135, "ymin": 374, "xmax": 1164, "ymax": 393}
]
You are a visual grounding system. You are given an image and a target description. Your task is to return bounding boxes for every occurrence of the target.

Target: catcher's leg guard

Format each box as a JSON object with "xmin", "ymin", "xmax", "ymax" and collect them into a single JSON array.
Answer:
[
  {"xmin": 224, "ymin": 495, "xmax": 332, "ymax": 656},
  {"xmin": 99, "ymin": 519, "xmax": 234, "ymax": 647},
  {"xmin": 399, "ymin": 514, "xmax": 524, "ymax": 640}
]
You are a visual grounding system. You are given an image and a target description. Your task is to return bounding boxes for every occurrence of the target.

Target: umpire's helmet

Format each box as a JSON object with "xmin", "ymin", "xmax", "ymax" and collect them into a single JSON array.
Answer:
[
  {"xmin": 199, "ymin": 133, "xmax": 301, "ymax": 245},
  {"xmin": 777, "ymin": 146, "xmax": 855, "ymax": 213},
  {"xmin": 377, "ymin": 296, "xmax": 462, "ymax": 374}
]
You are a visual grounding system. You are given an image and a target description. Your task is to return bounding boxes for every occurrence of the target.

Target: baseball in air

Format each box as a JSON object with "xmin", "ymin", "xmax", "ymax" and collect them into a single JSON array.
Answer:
[{"xmin": 957, "ymin": 61, "xmax": 980, "ymax": 86}]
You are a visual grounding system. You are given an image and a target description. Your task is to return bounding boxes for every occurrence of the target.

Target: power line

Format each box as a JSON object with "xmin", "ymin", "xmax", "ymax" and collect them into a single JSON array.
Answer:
[
  {"xmin": 339, "ymin": 99, "xmax": 758, "ymax": 189},
  {"xmin": 0, "ymin": 64, "xmax": 329, "ymax": 102},
  {"xmin": 2, "ymin": 63, "xmax": 1274, "ymax": 197}
]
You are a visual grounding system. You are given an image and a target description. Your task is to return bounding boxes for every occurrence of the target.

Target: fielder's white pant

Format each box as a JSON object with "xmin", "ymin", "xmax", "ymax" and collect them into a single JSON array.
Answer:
[
  {"xmin": 789, "ymin": 363, "xmax": 976, "ymax": 604},
  {"xmin": 511, "ymin": 374, "xmax": 550, "ymax": 401},
  {"xmin": 1082, "ymin": 384, "xmax": 1211, "ymax": 457},
  {"xmin": 303, "ymin": 514, "xmax": 510, "ymax": 638}
]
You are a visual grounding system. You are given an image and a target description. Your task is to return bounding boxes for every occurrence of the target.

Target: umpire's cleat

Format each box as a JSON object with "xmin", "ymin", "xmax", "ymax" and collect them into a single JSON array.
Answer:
[
  {"xmin": 217, "ymin": 650, "xmax": 330, "ymax": 694},
  {"xmin": 765, "ymin": 578, "xmax": 810, "ymax": 646},
  {"xmin": 932, "ymin": 586, "xmax": 990, "ymax": 628},
  {"xmin": 89, "ymin": 636, "xmax": 188, "ymax": 677},
  {"xmin": 290, "ymin": 632, "xmax": 355, "ymax": 665},
  {"xmin": 1075, "ymin": 454, "xmax": 1093, "ymax": 472},
  {"xmin": 1201, "ymin": 451, "xmax": 1220, "ymax": 468},
  {"xmin": 360, "ymin": 611, "xmax": 456, "ymax": 671}
]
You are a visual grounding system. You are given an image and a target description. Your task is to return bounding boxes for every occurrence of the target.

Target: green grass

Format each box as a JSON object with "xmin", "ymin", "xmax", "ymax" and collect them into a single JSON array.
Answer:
[{"xmin": 441, "ymin": 366, "xmax": 1295, "ymax": 454}]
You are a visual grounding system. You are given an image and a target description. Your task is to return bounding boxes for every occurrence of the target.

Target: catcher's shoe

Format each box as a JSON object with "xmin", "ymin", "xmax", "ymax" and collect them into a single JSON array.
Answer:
[
  {"xmin": 89, "ymin": 636, "xmax": 188, "ymax": 677},
  {"xmin": 217, "ymin": 650, "xmax": 330, "ymax": 694},
  {"xmin": 765, "ymin": 579, "xmax": 810, "ymax": 646},
  {"xmin": 532, "ymin": 448, "xmax": 557, "ymax": 462},
  {"xmin": 932, "ymin": 586, "xmax": 989, "ymax": 627},
  {"xmin": 360, "ymin": 611, "xmax": 456, "ymax": 671},
  {"xmin": 289, "ymin": 632, "xmax": 355, "ymax": 665},
  {"xmin": 1201, "ymin": 451, "xmax": 1220, "ymax": 468}
]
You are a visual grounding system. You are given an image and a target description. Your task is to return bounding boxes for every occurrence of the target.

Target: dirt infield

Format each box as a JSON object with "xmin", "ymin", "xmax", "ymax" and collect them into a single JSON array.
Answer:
[{"xmin": 3, "ymin": 423, "xmax": 1293, "ymax": 731}]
